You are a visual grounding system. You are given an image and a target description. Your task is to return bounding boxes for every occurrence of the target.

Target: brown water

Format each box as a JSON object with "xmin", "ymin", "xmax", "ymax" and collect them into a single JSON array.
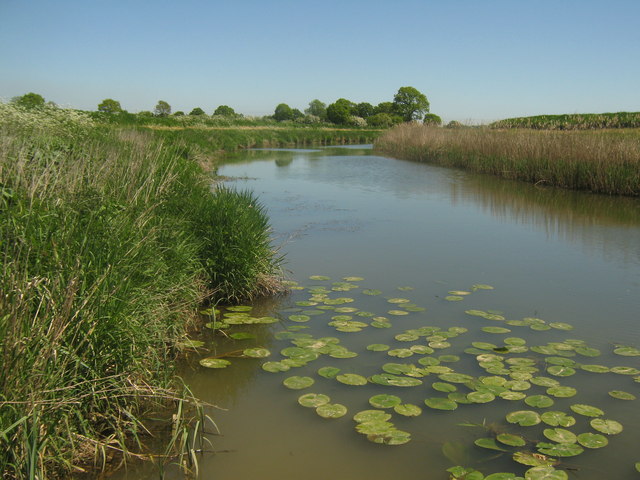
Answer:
[{"xmin": 116, "ymin": 146, "xmax": 640, "ymax": 480}]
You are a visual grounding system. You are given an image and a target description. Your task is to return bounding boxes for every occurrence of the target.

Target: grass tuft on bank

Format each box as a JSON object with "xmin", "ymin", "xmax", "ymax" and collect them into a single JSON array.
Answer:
[
  {"xmin": 0, "ymin": 103, "xmax": 283, "ymax": 478},
  {"xmin": 375, "ymin": 123, "xmax": 640, "ymax": 196}
]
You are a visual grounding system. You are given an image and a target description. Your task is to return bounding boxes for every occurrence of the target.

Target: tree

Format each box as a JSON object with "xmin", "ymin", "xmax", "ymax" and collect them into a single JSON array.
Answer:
[
  {"xmin": 393, "ymin": 86, "xmax": 430, "ymax": 121},
  {"xmin": 173, "ymin": 111, "xmax": 185, "ymax": 116},
  {"xmin": 305, "ymin": 99, "xmax": 327, "ymax": 119},
  {"xmin": 367, "ymin": 113, "xmax": 403, "ymax": 128},
  {"xmin": 423, "ymin": 113, "xmax": 442, "ymax": 126},
  {"xmin": 97, "ymin": 98, "xmax": 122, "ymax": 113},
  {"xmin": 356, "ymin": 102, "xmax": 375, "ymax": 119},
  {"xmin": 291, "ymin": 108, "xmax": 304, "ymax": 120},
  {"xmin": 12, "ymin": 92, "xmax": 45, "ymax": 109},
  {"xmin": 154, "ymin": 100, "xmax": 171, "ymax": 117},
  {"xmin": 374, "ymin": 101, "xmax": 395, "ymax": 115},
  {"xmin": 214, "ymin": 105, "xmax": 236, "ymax": 116},
  {"xmin": 326, "ymin": 98, "xmax": 355, "ymax": 125},
  {"xmin": 273, "ymin": 103, "xmax": 293, "ymax": 121},
  {"xmin": 189, "ymin": 107, "xmax": 205, "ymax": 116}
]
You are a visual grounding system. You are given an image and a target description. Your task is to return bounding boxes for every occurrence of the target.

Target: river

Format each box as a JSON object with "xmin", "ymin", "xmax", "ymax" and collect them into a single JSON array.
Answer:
[{"xmin": 119, "ymin": 145, "xmax": 640, "ymax": 479}]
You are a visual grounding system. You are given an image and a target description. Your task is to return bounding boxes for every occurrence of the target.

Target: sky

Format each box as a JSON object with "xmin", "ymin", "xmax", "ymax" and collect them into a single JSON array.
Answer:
[{"xmin": 1, "ymin": 0, "xmax": 639, "ymax": 123}]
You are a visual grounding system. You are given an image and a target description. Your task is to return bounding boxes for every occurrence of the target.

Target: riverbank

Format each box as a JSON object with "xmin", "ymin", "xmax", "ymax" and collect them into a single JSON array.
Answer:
[
  {"xmin": 0, "ymin": 104, "xmax": 373, "ymax": 478},
  {"xmin": 375, "ymin": 123, "xmax": 640, "ymax": 196}
]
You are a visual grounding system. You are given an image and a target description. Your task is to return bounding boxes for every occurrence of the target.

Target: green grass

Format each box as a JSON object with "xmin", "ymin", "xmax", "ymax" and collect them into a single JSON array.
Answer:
[
  {"xmin": 490, "ymin": 111, "xmax": 640, "ymax": 130},
  {"xmin": 375, "ymin": 123, "xmax": 640, "ymax": 196},
  {"xmin": 0, "ymin": 103, "xmax": 284, "ymax": 478}
]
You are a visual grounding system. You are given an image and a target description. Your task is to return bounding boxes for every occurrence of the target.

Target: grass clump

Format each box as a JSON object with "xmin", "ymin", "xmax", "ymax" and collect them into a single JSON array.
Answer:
[
  {"xmin": 491, "ymin": 111, "xmax": 640, "ymax": 130},
  {"xmin": 375, "ymin": 123, "xmax": 640, "ymax": 196},
  {"xmin": 0, "ymin": 102, "xmax": 282, "ymax": 478}
]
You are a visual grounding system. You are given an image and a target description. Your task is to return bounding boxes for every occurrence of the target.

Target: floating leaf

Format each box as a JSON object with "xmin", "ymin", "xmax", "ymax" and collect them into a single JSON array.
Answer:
[
  {"xmin": 525, "ymin": 395, "xmax": 555, "ymax": 408},
  {"xmin": 355, "ymin": 420, "xmax": 394, "ymax": 435},
  {"xmin": 472, "ymin": 284, "xmax": 494, "ymax": 290},
  {"xmin": 243, "ymin": 348, "xmax": 270, "ymax": 358},
  {"xmin": 387, "ymin": 298, "xmax": 410, "ymax": 304},
  {"xmin": 537, "ymin": 442, "xmax": 584, "ymax": 457},
  {"xmin": 546, "ymin": 386, "xmax": 577, "ymax": 398},
  {"xmin": 439, "ymin": 354, "xmax": 461, "ymax": 363},
  {"xmin": 543, "ymin": 428, "xmax": 576, "ymax": 444},
  {"xmin": 433, "ymin": 382, "xmax": 457, "ymax": 393},
  {"xmin": 342, "ymin": 276, "xmax": 363, "ymax": 282},
  {"xmin": 611, "ymin": 366, "xmax": 640, "ymax": 375},
  {"xmin": 513, "ymin": 451, "xmax": 557, "ymax": 467},
  {"xmin": 367, "ymin": 429, "xmax": 411, "ymax": 445},
  {"xmin": 199, "ymin": 357, "xmax": 231, "ymax": 368},
  {"xmin": 540, "ymin": 411, "xmax": 576, "ymax": 427},
  {"xmin": 590, "ymin": 418, "xmax": 623, "ymax": 435},
  {"xmin": 261, "ymin": 361, "xmax": 291, "ymax": 373},
  {"xmin": 283, "ymin": 376, "xmax": 315, "ymax": 390},
  {"xmin": 570, "ymin": 404, "xmax": 604, "ymax": 417},
  {"xmin": 574, "ymin": 346, "xmax": 601, "ymax": 357},
  {"xmin": 309, "ymin": 275, "xmax": 330, "ymax": 281},
  {"xmin": 370, "ymin": 374, "xmax": 423, "ymax": 387},
  {"xmin": 445, "ymin": 295, "xmax": 465, "ymax": 301},
  {"xmin": 580, "ymin": 364, "xmax": 610, "ymax": 373},
  {"xmin": 388, "ymin": 310, "xmax": 409, "ymax": 316},
  {"xmin": 316, "ymin": 403, "xmax": 347, "ymax": 419},
  {"xmin": 298, "ymin": 393, "xmax": 330, "ymax": 408},
  {"xmin": 506, "ymin": 410, "xmax": 541, "ymax": 426},
  {"xmin": 424, "ymin": 397, "xmax": 458, "ymax": 410},
  {"xmin": 367, "ymin": 344, "xmax": 390, "ymax": 352},
  {"xmin": 497, "ymin": 433, "xmax": 526, "ymax": 447},
  {"xmin": 362, "ymin": 289, "xmax": 382, "ymax": 296},
  {"xmin": 485, "ymin": 473, "xmax": 517, "ymax": 480},
  {"xmin": 394, "ymin": 403, "xmax": 422, "ymax": 417},
  {"xmin": 613, "ymin": 346, "xmax": 640, "ymax": 356},
  {"xmin": 547, "ymin": 366, "xmax": 576, "ymax": 377},
  {"xmin": 229, "ymin": 332, "xmax": 257, "ymax": 340},
  {"xmin": 439, "ymin": 373, "xmax": 475, "ymax": 383},
  {"xmin": 577, "ymin": 432, "xmax": 608, "ymax": 448},
  {"xmin": 317, "ymin": 366, "xmax": 340, "ymax": 378},
  {"xmin": 482, "ymin": 326, "xmax": 511, "ymax": 334},
  {"xmin": 474, "ymin": 437, "xmax": 508, "ymax": 452},
  {"xmin": 467, "ymin": 391, "xmax": 495, "ymax": 403},
  {"xmin": 336, "ymin": 373, "xmax": 368, "ymax": 386},
  {"xmin": 369, "ymin": 394, "xmax": 402, "ymax": 408},
  {"xmin": 289, "ymin": 314, "xmax": 311, "ymax": 323},
  {"xmin": 500, "ymin": 391, "xmax": 527, "ymax": 401},
  {"xmin": 354, "ymin": 409, "xmax": 392, "ymax": 423},
  {"xmin": 524, "ymin": 466, "xmax": 568, "ymax": 480},
  {"xmin": 608, "ymin": 390, "xmax": 636, "ymax": 400}
]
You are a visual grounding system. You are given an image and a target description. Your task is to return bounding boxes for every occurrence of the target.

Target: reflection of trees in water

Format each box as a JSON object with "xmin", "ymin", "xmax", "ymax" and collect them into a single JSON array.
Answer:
[
  {"xmin": 179, "ymin": 293, "xmax": 291, "ymax": 407},
  {"xmin": 454, "ymin": 174, "xmax": 640, "ymax": 266}
]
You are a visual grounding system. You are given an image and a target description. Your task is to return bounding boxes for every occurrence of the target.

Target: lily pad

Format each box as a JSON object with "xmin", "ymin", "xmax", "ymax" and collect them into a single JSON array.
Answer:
[
  {"xmin": 506, "ymin": 410, "xmax": 541, "ymax": 426},
  {"xmin": 570, "ymin": 404, "xmax": 604, "ymax": 417},
  {"xmin": 482, "ymin": 326, "xmax": 511, "ymax": 334},
  {"xmin": 309, "ymin": 275, "xmax": 330, "ymax": 281},
  {"xmin": 611, "ymin": 366, "xmax": 640, "ymax": 375},
  {"xmin": 543, "ymin": 428, "xmax": 576, "ymax": 444},
  {"xmin": 369, "ymin": 394, "xmax": 402, "ymax": 408},
  {"xmin": 387, "ymin": 298, "xmax": 410, "ymax": 304},
  {"xmin": 353, "ymin": 410, "xmax": 393, "ymax": 423},
  {"xmin": 243, "ymin": 348, "xmax": 271, "ymax": 358},
  {"xmin": 394, "ymin": 403, "xmax": 422, "ymax": 417},
  {"xmin": 283, "ymin": 376, "xmax": 315, "ymax": 390},
  {"xmin": 424, "ymin": 397, "xmax": 458, "ymax": 410},
  {"xmin": 467, "ymin": 391, "xmax": 496, "ymax": 403},
  {"xmin": 362, "ymin": 289, "xmax": 382, "ymax": 296},
  {"xmin": 445, "ymin": 295, "xmax": 465, "ymax": 301},
  {"xmin": 537, "ymin": 442, "xmax": 584, "ymax": 457},
  {"xmin": 336, "ymin": 373, "xmax": 368, "ymax": 386},
  {"xmin": 438, "ymin": 373, "xmax": 475, "ymax": 383},
  {"xmin": 261, "ymin": 361, "xmax": 291, "ymax": 373},
  {"xmin": 608, "ymin": 390, "xmax": 636, "ymax": 400},
  {"xmin": 580, "ymin": 364, "xmax": 610, "ymax": 373},
  {"xmin": 577, "ymin": 432, "xmax": 608, "ymax": 448},
  {"xmin": 433, "ymin": 382, "xmax": 457, "ymax": 393},
  {"xmin": 199, "ymin": 357, "xmax": 231, "ymax": 369},
  {"xmin": 513, "ymin": 451, "xmax": 557, "ymax": 467},
  {"xmin": 388, "ymin": 310, "xmax": 409, "ymax": 316},
  {"xmin": 497, "ymin": 433, "xmax": 526, "ymax": 447},
  {"xmin": 229, "ymin": 332, "xmax": 257, "ymax": 340},
  {"xmin": 547, "ymin": 366, "xmax": 576, "ymax": 377},
  {"xmin": 613, "ymin": 346, "xmax": 640, "ymax": 356},
  {"xmin": 540, "ymin": 411, "xmax": 576, "ymax": 427},
  {"xmin": 370, "ymin": 373, "xmax": 423, "ymax": 387},
  {"xmin": 524, "ymin": 466, "xmax": 568, "ymax": 480},
  {"xmin": 367, "ymin": 344, "xmax": 390, "ymax": 352},
  {"xmin": 590, "ymin": 418, "xmax": 623, "ymax": 435},
  {"xmin": 367, "ymin": 429, "xmax": 411, "ymax": 445},
  {"xmin": 525, "ymin": 395, "xmax": 555, "ymax": 408},
  {"xmin": 499, "ymin": 391, "xmax": 527, "ymax": 401},
  {"xmin": 317, "ymin": 366, "xmax": 341, "ymax": 378},
  {"xmin": 474, "ymin": 437, "xmax": 508, "ymax": 452},
  {"xmin": 298, "ymin": 393, "xmax": 330, "ymax": 408},
  {"xmin": 316, "ymin": 403, "xmax": 347, "ymax": 419},
  {"xmin": 546, "ymin": 386, "xmax": 577, "ymax": 398}
]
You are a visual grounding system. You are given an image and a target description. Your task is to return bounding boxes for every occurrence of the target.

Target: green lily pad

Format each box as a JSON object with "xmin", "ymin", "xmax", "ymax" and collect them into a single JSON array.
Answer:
[
  {"xmin": 370, "ymin": 374, "xmax": 423, "ymax": 387},
  {"xmin": 499, "ymin": 391, "xmax": 527, "ymax": 401},
  {"xmin": 229, "ymin": 332, "xmax": 257, "ymax": 340},
  {"xmin": 482, "ymin": 326, "xmax": 511, "ymax": 334},
  {"xmin": 317, "ymin": 366, "xmax": 341, "ymax": 378},
  {"xmin": 309, "ymin": 275, "xmax": 330, "ymax": 281},
  {"xmin": 369, "ymin": 394, "xmax": 402, "ymax": 408},
  {"xmin": 261, "ymin": 361, "xmax": 291, "ymax": 373},
  {"xmin": 199, "ymin": 357, "xmax": 231, "ymax": 368},
  {"xmin": 353, "ymin": 410, "xmax": 393, "ymax": 424},
  {"xmin": 497, "ymin": 433, "xmax": 526, "ymax": 447},
  {"xmin": 540, "ymin": 411, "xmax": 576, "ymax": 427},
  {"xmin": 289, "ymin": 314, "xmax": 311, "ymax": 323},
  {"xmin": 342, "ymin": 276, "xmax": 363, "ymax": 282},
  {"xmin": 574, "ymin": 346, "xmax": 601, "ymax": 357},
  {"xmin": 472, "ymin": 342, "xmax": 498, "ymax": 350},
  {"xmin": 336, "ymin": 373, "xmax": 368, "ymax": 386},
  {"xmin": 474, "ymin": 437, "xmax": 508, "ymax": 452},
  {"xmin": 432, "ymin": 382, "xmax": 457, "ymax": 393},
  {"xmin": 411, "ymin": 345, "xmax": 434, "ymax": 354},
  {"xmin": 608, "ymin": 390, "xmax": 636, "ymax": 400},
  {"xmin": 439, "ymin": 354, "xmax": 461, "ymax": 363},
  {"xmin": 298, "ymin": 393, "xmax": 330, "ymax": 408},
  {"xmin": 467, "ymin": 391, "xmax": 496, "ymax": 403},
  {"xmin": 424, "ymin": 397, "xmax": 458, "ymax": 410},
  {"xmin": 611, "ymin": 366, "xmax": 640, "ymax": 375},
  {"xmin": 243, "ymin": 348, "xmax": 270, "ymax": 358},
  {"xmin": 485, "ymin": 474, "xmax": 517, "ymax": 480},
  {"xmin": 570, "ymin": 404, "xmax": 604, "ymax": 417},
  {"xmin": 438, "ymin": 373, "xmax": 475, "ymax": 383},
  {"xmin": 546, "ymin": 386, "xmax": 577, "ymax": 398},
  {"xmin": 580, "ymin": 364, "xmax": 610, "ymax": 373},
  {"xmin": 525, "ymin": 395, "xmax": 555, "ymax": 408},
  {"xmin": 513, "ymin": 451, "xmax": 557, "ymax": 467},
  {"xmin": 472, "ymin": 284, "xmax": 494, "ymax": 290},
  {"xmin": 367, "ymin": 429, "xmax": 412, "ymax": 445},
  {"xmin": 355, "ymin": 420, "xmax": 395, "ymax": 435},
  {"xmin": 445, "ymin": 295, "xmax": 465, "ymax": 301},
  {"xmin": 393, "ymin": 403, "xmax": 422, "ymax": 417},
  {"xmin": 537, "ymin": 442, "xmax": 584, "ymax": 457},
  {"xmin": 577, "ymin": 432, "xmax": 608, "ymax": 448},
  {"xmin": 548, "ymin": 322, "xmax": 573, "ymax": 331},
  {"xmin": 543, "ymin": 428, "xmax": 576, "ymax": 444},
  {"xmin": 283, "ymin": 376, "xmax": 315, "ymax": 390},
  {"xmin": 387, "ymin": 297, "xmax": 410, "ymax": 304},
  {"xmin": 613, "ymin": 346, "xmax": 640, "ymax": 356},
  {"xmin": 547, "ymin": 366, "xmax": 576, "ymax": 377},
  {"xmin": 395, "ymin": 333, "xmax": 420, "ymax": 341},
  {"xmin": 635, "ymin": 462, "xmax": 640, "ymax": 473},
  {"xmin": 388, "ymin": 310, "xmax": 409, "ymax": 316},
  {"xmin": 506, "ymin": 410, "xmax": 541, "ymax": 426},
  {"xmin": 316, "ymin": 403, "xmax": 347, "ymax": 419},
  {"xmin": 590, "ymin": 418, "xmax": 623, "ymax": 435},
  {"xmin": 366, "ymin": 344, "xmax": 390, "ymax": 352},
  {"xmin": 524, "ymin": 466, "xmax": 568, "ymax": 480}
]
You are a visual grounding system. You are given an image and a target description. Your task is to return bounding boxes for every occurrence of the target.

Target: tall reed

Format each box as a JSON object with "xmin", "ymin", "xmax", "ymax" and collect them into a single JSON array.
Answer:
[{"xmin": 375, "ymin": 123, "xmax": 640, "ymax": 196}]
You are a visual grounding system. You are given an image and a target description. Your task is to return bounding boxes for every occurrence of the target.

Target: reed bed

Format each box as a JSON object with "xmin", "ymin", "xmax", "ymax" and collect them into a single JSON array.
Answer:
[
  {"xmin": 0, "ymin": 103, "xmax": 282, "ymax": 478},
  {"xmin": 375, "ymin": 123, "xmax": 640, "ymax": 196},
  {"xmin": 490, "ymin": 111, "xmax": 640, "ymax": 130}
]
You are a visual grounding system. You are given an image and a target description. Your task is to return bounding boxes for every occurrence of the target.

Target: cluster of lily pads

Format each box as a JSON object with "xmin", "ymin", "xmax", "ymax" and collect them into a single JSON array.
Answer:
[{"xmin": 197, "ymin": 275, "xmax": 640, "ymax": 479}]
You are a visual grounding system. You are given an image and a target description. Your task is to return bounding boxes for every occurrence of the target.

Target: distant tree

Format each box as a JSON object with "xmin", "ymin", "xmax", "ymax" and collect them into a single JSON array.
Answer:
[
  {"xmin": 214, "ymin": 105, "xmax": 236, "ymax": 116},
  {"xmin": 189, "ymin": 107, "xmax": 205, "ymax": 116},
  {"xmin": 138, "ymin": 110, "xmax": 154, "ymax": 117},
  {"xmin": 423, "ymin": 113, "xmax": 442, "ymax": 126},
  {"xmin": 274, "ymin": 103, "xmax": 294, "ymax": 121},
  {"xmin": 154, "ymin": 100, "xmax": 171, "ymax": 117},
  {"xmin": 97, "ymin": 98, "xmax": 122, "ymax": 113},
  {"xmin": 393, "ymin": 86, "xmax": 430, "ymax": 121},
  {"xmin": 374, "ymin": 102, "xmax": 395, "ymax": 115},
  {"xmin": 12, "ymin": 92, "xmax": 45, "ymax": 109},
  {"xmin": 326, "ymin": 98, "xmax": 356, "ymax": 124},
  {"xmin": 173, "ymin": 111, "xmax": 185, "ymax": 116},
  {"xmin": 305, "ymin": 99, "xmax": 327, "ymax": 119},
  {"xmin": 367, "ymin": 113, "xmax": 396, "ymax": 128},
  {"xmin": 291, "ymin": 108, "xmax": 304, "ymax": 120},
  {"xmin": 446, "ymin": 120, "xmax": 463, "ymax": 129},
  {"xmin": 355, "ymin": 102, "xmax": 375, "ymax": 119}
]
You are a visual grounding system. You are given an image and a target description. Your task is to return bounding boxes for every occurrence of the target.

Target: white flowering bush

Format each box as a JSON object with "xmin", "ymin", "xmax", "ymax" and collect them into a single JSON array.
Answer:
[
  {"xmin": 0, "ymin": 102, "xmax": 94, "ymax": 136},
  {"xmin": 349, "ymin": 116, "xmax": 368, "ymax": 127}
]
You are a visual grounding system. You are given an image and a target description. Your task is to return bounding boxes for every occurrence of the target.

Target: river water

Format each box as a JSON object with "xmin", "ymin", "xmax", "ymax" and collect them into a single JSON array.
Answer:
[{"xmin": 119, "ymin": 146, "xmax": 640, "ymax": 479}]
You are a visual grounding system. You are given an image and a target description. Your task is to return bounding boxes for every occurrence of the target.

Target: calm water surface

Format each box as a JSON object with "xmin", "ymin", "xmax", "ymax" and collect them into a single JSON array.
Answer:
[{"xmin": 121, "ymin": 146, "xmax": 640, "ymax": 479}]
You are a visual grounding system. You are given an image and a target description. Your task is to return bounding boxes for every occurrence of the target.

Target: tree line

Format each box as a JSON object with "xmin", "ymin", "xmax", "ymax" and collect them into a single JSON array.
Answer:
[{"xmin": 10, "ymin": 86, "xmax": 443, "ymax": 127}]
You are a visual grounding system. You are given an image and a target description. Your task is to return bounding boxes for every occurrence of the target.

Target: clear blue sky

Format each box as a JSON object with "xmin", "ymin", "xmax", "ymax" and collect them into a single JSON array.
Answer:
[{"xmin": 1, "ymin": 0, "xmax": 639, "ymax": 122}]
